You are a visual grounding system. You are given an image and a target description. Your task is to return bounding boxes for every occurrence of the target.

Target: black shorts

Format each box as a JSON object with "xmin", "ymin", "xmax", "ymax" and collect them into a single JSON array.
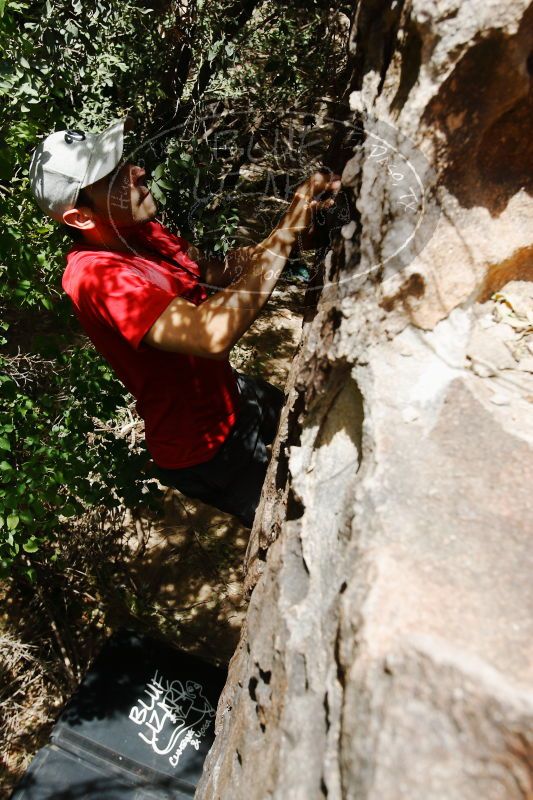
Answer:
[{"xmin": 152, "ymin": 370, "xmax": 284, "ymax": 528}]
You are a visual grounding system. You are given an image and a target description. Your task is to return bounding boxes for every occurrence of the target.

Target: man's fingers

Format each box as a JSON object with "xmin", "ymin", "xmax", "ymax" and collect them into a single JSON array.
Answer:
[
  {"xmin": 321, "ymin": 175, "xmax": 341, "ymax": 195},
  {"xmin": 295, "ymin": 172, "xmax": 343, "ymax": 208},
  {"xmin": 310, "ymin": 197, "xmax": 335, "ymax": 211},
  {"xmin": 316, "ymin": 176, "xmax": 342, "ymax": 200}
]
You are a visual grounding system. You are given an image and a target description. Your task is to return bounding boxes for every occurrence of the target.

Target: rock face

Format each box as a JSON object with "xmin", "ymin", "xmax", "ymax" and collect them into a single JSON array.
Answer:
[{"xmin": 196, "ymin": 2, "xmax": 533, "ymax": 798}]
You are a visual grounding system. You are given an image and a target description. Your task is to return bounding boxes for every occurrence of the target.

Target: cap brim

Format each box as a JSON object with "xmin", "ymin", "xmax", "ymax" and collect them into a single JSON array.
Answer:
[{"xmin": 81, "ymin": 116, "xmax": 134, "ymax": 189}]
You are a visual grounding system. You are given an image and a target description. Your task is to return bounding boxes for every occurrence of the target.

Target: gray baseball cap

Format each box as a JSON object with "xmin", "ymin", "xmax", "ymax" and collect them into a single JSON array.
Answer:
[{"xmin": 29, "ymin": 116, "xmax": 133, "ymax": 222}]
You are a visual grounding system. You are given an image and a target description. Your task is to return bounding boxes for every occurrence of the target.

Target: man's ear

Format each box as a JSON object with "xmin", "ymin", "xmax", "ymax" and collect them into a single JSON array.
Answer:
[{"xmin": 62, "ymin": 206, "xmax": 96, "ymax": 232}]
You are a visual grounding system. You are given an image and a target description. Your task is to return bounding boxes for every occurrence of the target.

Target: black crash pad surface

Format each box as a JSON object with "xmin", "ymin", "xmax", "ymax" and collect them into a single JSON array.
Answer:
[{"xmin": 11, "ymin": 629, "xmax": 227, "ymax": 799}]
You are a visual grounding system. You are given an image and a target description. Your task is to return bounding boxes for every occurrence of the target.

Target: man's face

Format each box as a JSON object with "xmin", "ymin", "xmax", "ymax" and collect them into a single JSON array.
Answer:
[{"xmin": 82, "ymin": 161, "xmax": 157, "ymax": 226}]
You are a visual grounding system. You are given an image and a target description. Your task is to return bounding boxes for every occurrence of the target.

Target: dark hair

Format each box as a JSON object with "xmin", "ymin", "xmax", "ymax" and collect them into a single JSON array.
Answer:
[{"xmin": 60, "ymin": 188, "xmax": 94, "ymax": 242}]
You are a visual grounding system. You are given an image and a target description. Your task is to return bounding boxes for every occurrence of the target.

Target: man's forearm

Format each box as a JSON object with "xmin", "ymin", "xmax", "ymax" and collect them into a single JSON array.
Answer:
[
  {"xmin": 221, "ymin": 194, "xmax": 310, "ymax": 285},
  {"xmin": 198, "ymin": 195, "xmax": 312, "ymax": 355}
]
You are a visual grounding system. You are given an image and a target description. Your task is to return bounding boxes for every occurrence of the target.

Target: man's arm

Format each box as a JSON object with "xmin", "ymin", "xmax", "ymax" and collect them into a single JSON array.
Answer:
[
  {"xmin": 186, "ymin": 244, "xmax": 239, "ymax": 289},
  {"xmin": 143, "ymin": 172, "xmax": 340, "ymax": 359}
]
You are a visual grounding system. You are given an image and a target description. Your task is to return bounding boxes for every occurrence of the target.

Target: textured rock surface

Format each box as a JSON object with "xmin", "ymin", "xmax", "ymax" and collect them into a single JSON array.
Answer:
[{"xmin": 196, "ymin": 1, "xmax": 533, "ymax": 798}]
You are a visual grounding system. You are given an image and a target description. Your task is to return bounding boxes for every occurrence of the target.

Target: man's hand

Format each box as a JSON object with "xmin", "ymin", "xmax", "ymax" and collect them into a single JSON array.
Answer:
[
  {"xmin": 294, "ymin": 170, "xmax": 342, "ymax": 207},
  {"xmin": 291, "ymin": 170, "xmax": 342, "ymax": 248}
]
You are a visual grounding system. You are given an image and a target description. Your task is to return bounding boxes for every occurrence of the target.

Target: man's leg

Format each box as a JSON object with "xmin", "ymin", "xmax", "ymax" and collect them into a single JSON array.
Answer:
[
  {"xmin": 154, "ymin": 437, "xmax": 270, "ymax": 529},
  {"xmin": 206, "ymin": 437, "xmax": 271, "ymax": 528},
  {"xmin": 154, "ymin": 373, "xmax": 284, "ymax": 528},
  {"xmin": 202, "ymin": 374, "xmax": 284, "ymax": 526},
  {"xmin": 234, "ymin": 371, "xmax": 284, "ymax": 446}
]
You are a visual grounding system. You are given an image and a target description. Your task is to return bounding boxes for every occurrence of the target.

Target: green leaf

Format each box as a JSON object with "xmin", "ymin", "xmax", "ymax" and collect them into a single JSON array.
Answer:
[
  {"xmin": 0, "ymin": 147, "xmax": 15, "ymax": 180},
  {"xmin": 22, "ymin": 537, "xmax": 39, "ymax": 553},
  {"xmin": 0, "ymin": 436, "xmax": 10, "ymax": 451},
  {"xmin": 7, "ymin": 514, "xmax": 19, "ymax": 530},
  {"xmin": 24, "ymin": 566, "xmax": 37, "ymax": 582},
  {"xmin": 60, "ymin": 503, "xmax": 77, "ymax": 517},
  {"xmin": 207, "ymin": 40, "xmax": 222, "ymax": 63}
]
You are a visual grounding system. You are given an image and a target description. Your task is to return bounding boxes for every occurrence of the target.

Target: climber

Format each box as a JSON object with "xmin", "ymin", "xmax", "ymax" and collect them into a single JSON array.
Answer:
[{"xmin": 29, "ymin": 116, "xmax": 341, "ymax": 529}]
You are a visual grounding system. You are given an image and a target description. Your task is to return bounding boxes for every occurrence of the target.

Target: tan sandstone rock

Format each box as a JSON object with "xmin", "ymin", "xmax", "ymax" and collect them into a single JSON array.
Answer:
[{"xmin": 196, "ymin": 2, "xmax": 533, "ymax": 798}]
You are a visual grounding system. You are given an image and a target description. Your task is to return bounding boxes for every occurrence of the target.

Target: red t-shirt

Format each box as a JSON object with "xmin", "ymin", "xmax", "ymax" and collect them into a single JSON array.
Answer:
[{"xmin": 62, "ymin": 219, "xmax": 241, "ymax": 468}]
